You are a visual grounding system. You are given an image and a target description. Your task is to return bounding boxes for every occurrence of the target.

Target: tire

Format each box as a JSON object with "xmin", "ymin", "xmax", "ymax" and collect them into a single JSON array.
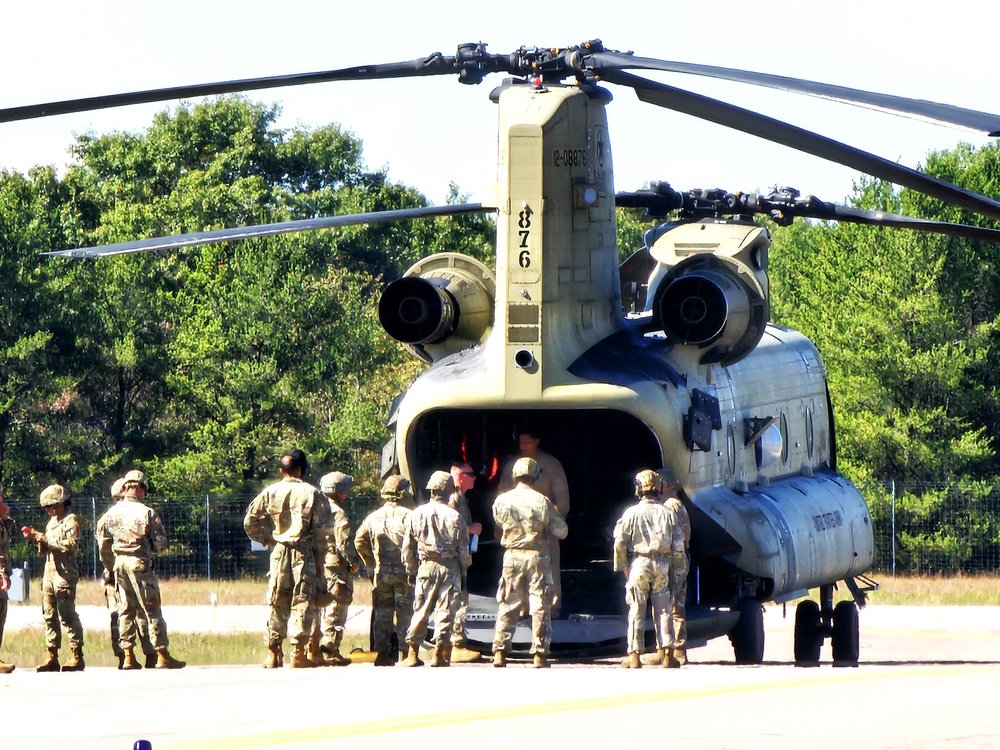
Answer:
[
  {"xmin": 730, "ymin": 599, "xmax": 765, "ymax": 664},
  {"xmin": 793, "ymin": 599, "xmax": 822, "ymax": 665},
  {"xmin": 831, "ymin": 600, "xmax": 860, "ymax": 666}
]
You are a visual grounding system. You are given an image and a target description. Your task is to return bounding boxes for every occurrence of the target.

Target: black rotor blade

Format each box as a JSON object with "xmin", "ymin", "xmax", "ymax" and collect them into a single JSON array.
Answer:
[
  {"xmin": 603, "ymin": 70, "xmax": 1000, "ymax": 223},
  {"xmin": 590, "ymin": 52, "xmax": 1000, "ymax": 136},
  {"xmin": 0, "ymin": 55, "xmax": 459, "ymax": 124},
  {"xmin": 789, "ymin": 202, "xmax": 1000, "ymax": 242},
  {"xmin": 42, "ymin": 203, "xmax": 491, "ymax": 258}
]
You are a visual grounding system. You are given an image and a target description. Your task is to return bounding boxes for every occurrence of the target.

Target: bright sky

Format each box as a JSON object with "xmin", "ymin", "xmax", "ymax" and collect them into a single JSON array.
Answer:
[{"xmin": 3, "ymin": 1, "xmax": 999, "ymax": 208}]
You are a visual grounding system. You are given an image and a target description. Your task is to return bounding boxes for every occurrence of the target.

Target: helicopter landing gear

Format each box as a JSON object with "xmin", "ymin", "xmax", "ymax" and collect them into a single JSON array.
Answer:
[
  {"xmin": 729, "ymin": 599, "xmax": 764, "ymax": 664},
  {"xmin": 831, "ymin": 600, "xmax": 860, "ymax": 667},
  {"xmin": 793, "ymin": 599, "xmax": 822, "ymax": 666}
]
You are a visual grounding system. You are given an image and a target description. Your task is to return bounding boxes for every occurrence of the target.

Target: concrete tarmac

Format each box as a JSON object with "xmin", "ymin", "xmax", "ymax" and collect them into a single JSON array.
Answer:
[{"xmin": 2, "ymin": 604, "xmax": 999, "ymax": 749}]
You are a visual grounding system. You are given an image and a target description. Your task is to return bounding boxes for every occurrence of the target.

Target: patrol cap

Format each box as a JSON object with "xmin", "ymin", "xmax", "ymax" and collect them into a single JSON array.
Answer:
[
  {"xmin": 283, "ymin": 449, "xmax": 309, "ymax": 474},
  {"xmin": 39, "ymin": 484, "xmax": 69, "ymax": 507},
  {"xmin": 634, "ymin": 469, "xmax": 662, "ymax": 496},
  {"xmin": 320, "ymin": 471, "xmax": 354, "ymax": 495},
  {"xmin": 380, "ymin": 474, "xmax": 411, "ymax": 500},
  {"xmin": 122, "ymin": 469, "xmax": 148, "ymax": 490},
  {"xmin": 110, "ymin": 477, "xmax": 126, "ymax": 499},
  {"xmin": 426, "ymin": 470, "xmax": 454, "ymax": 493},
  {"xmin": 511, "ymin": 457, "xmax": 540, "ymax": 481}
]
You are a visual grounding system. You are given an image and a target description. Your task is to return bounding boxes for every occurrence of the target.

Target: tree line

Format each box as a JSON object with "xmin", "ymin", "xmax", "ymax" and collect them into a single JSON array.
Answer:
[{"xmin": 3, "ymin": 96, "xmax": 1000, "ymax": 572}]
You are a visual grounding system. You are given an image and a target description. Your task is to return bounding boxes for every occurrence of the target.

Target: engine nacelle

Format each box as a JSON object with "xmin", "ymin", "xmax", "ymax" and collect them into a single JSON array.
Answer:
[{"xmin": 378, "ymin": 252, "xmax": 495, "ymax": 363}]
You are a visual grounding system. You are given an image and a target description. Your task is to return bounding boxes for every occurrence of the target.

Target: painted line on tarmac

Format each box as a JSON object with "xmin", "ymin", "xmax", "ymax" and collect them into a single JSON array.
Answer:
[{"xmin": 174, "ymin": 663, "xmax": 1000, "ymax": 749}]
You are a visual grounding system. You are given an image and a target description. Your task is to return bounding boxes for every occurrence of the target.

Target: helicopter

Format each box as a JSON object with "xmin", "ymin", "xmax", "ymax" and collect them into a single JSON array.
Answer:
[{"xmin": 8, "ymin": 40, "xmax": 1000, "ymax": 665}]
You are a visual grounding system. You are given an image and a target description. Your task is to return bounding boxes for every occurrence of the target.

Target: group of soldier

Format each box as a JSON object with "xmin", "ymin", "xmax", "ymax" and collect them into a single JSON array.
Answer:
[
  {"xmin": 0, "ymin": 470, "xmax": 185, "ymax": 674},
  {"xmin": 0, "ymin": 434, "xmax": 692, "ymax": 673}
]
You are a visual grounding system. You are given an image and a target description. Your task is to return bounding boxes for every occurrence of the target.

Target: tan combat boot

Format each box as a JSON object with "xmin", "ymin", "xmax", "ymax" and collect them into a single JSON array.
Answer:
[
  {"xmin": 451, "ymin": 641, "xmax": 483, "ymax": 663},
  {"xmin": 307, "ymin": 636, "xmax": 327, "ymax": 667},
  {"xmin": 320, "ymin": 637, "xmax": 352, "ymax": 666},
  {"xmin": 402, "ymin": 644, "xmax": 424, "ymax": 667},
  {"xmin": 664, "ymin": 648, "xmax": 682, "ymax": 669},
  {"xmin": 492, "ymin": 650, "xmax": 507, "ymax": 668},
  {"xmin": 156, "ymin": 648, "xmax": 186, "ymax": 669},
  {"xmin": 533, "ymin": 653, "xmax": 551, "ymax": 669},
  {"xmin": 673, "ymin": 647, "xmax": 688, "ymax": 666},
  {"xmin": 121, "ymin": 646, "xmax": 141, "ymax": 670},
  {"xmin": 61, "ymin": 645, "xmax": 85, "ymax": 672},
  {"xmin": 645, "ymin": 647, "xmax": 667, "ymax": 666},
  {"xmin": 262, "ymin": 643, "xmax": 282, "ymax": 669},
  {"xmin": 0, "ymin": 657, "xmax": 16, "ymax": 674},
  {"xmin": 289, "ymin": 644, "xmax": 314, "ymax": 669},
  {"xmin": 36, "ymin": 647, "xmax": 60, "ymax": 672},
  {"xmin": 430, "ymin": 642, "xmax": 450, "ymax": 667},
  {"xmin": 620, "ymin": 651, "xmax": 641, "ymax": 669}
]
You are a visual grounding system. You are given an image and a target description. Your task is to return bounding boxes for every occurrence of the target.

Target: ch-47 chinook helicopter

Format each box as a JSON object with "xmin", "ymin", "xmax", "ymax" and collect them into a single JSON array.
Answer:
[{"xmin": 9, "ymin": 40, "xmax": 1000, "ymax": 665}]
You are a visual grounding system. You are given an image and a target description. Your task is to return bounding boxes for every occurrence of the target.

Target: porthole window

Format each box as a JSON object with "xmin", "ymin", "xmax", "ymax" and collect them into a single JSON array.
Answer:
[
  {"xmin": 780, "ymin": 412, "xmax": 789, "ymax": 465},
  {"xmin": 755, "ymin": 422, "xmax": 782, "ymax": 470},
  {"xmin": 805, "ymin": 408, "xmax": 814, "ymax": 460},
  {"xmin": 727, "ymin": 422, "xmax": 737, "ymax": 476}
]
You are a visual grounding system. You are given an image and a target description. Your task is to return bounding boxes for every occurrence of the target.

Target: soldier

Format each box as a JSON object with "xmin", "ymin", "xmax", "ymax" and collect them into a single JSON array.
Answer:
[
  {"xmin": 0, "ymin": 489, "xmax": 15, "ymax": 674},
  {"xmin": 96, "ymin": 469, "xmax": 186, "ymax": 669},
  {"xmin": 612, "ymin": 469, "xmax": 685, "ymax": 669},
  {"xmin": 102, "ymin": 477, "xmax": 157, "ymax": 669},
  {"xmin": 448, "ymin": 461, "xmax": 483, "ymax": 661},
  {"xmin": 354, "ymin": 474, "xmax": 413, "ymax": 667},
  {"xmin": 21, "ymin": 484, "xmax": 85, "ymax": 672},
  {"xmin": 662, "ymin": 469, "xmax": 692, "ymax": 666},
  {"xmin": 244, "ymin": 449, "xmax": 329, "ymax": 669},
  {"xmin": 491, "ymin": 457, "xmax": 568, "ymax": 668},
  {"xmin": 312, "ymin": 470, "xmax": 359, "ymax": 666},
  {"xmin": 497, "ymin": 427, "xmax": 570, "ymax": 615},
  {"xmin": 402, "ymin": 471, "xmax": 471, "ymax": 668}
]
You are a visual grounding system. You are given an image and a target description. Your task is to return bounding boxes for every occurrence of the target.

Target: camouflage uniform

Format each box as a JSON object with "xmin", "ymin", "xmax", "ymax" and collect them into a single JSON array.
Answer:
[
  {"xmin": 33, "ymin": 502, "xmax": 85, "ymax": 656},
  {"xmin": 96, "ymin": 476, "xmax": 182, "ymax": 668},
  {"xmin": 664, "ymin": 493, "xmax": 692, "ymax": 655},
  {"xmin": 491, "ymin": 469, "xmax": 568, "ymax": 660},
  {"xmin": 403, "ymin": 476, "xmax": 471, "ymax": 665},
  {"xmin": 613, "ymin": 489, "xmax": 684, "ymax": 660},
  {"xmin": 0, "ymin": 507, "xmax": 14, "ymax": 673},
  {"xmin": 448, "ymin": 488, "xmax": 473, "ymax": 645},
  {"xmin": 354, "ymin": 478, "xmax": 413, "ymax": 663},
  {"xmin": 314, "ymin": 472, "xmax": 359, "ymax": 664},
  {"xmin": 498, "ymin": 449, "xmax": 570, "ymax": 611},
  {"xmin": 244, "ymin": 477, "xmax": 329, "ymax": 652}
]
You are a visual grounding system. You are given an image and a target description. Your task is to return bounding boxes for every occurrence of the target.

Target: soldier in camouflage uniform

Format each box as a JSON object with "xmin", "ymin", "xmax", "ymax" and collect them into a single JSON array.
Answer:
[
  {"xmin": 312, "ymin": 471, "xmax": 359, "ymax": 666},
  {"xmin": 354, "ymin": 474, "xmax": 413, "ymax": 667},
  {"xmin": 0, "ymin": 490, "xmax": 16, "ymax": 674},
  {"xmin": 497, "ymin": 427, "xmax": 570, "ymax": 616},
  {"xmin": 612, "ymin": 469, "xmax": 685, "ymax": 669},
  {"xmin": 244, "ymin": 449, "xmax": 329, "ymax": 669},
  {"xmin": 21, "ymin": 484, "xmax": 85, "ymax": 671},
  {"xmin": 662, "ymin": 469, "xmax": 692, "ymax": 666},
  {"xmin": 97, "ymin": 469, "xmax": 185, "ymax": 669},
  {"xmin": 102, "ymin": 477, "xmax": 157, "ymax": 669},
  {"xmin": 491, "ymin": 457, "xmax": 568, "ymax": 668},
  {"xmin": 448, "ymin": 461, "xmax": 483, "ymax": 661},
  {"xmin": 402, "ymin": 471, "xmax": 471, "ymax": 668}
]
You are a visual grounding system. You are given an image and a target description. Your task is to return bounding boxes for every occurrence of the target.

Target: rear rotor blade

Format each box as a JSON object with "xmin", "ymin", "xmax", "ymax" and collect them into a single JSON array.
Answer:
[
  {"xmin": 789, "ymin": 202, "xmax": 1000, "ymax": 242},
  {"xmin": 0, "ymin": 55, "xmax": 459, "ymax": 124},
  {"xmin": 42, "ymin": 203, "xmax": 491, "ymax": 258},
  {"xmin": 590, "ymin": 52, "xmax": 1000, "ymax": 135},
  {"xmin": 603, "ymin": 70, "xmax": 1000, "ymax": 223}
]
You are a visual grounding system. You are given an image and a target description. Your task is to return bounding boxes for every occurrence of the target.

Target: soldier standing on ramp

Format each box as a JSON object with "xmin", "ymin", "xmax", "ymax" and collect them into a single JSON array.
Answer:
[
  {"xmin": 491, "ymin": 457, "xmax": 568, "ymax": 669},
  {"xmin": 354, "ymin": 474, "xmax": 414, "ymax": 666},
  {"xmin": 22, "ymin": 484, "xmax": 85, "ymax": 672},
  {"xmin": 612, "ymin": 469, "xmax": 684, "ymax": 669},
  {"xmin": 244, "ymin": 449, "xmax": 329, "ymax": 669},
  {"xmin": 402, "ymin": 471, "xmax": 471, "ymax": 668},
  {"xmin": 96, "ymin": 469, "xmax": 186, "ymax": 669},
  {"xmin": 313, "ymin": 471, "xmax": 359, "ymax": 666},
  {"xmin": 662, "ymin": 469, "xmax": 692, "ymax": 667}
]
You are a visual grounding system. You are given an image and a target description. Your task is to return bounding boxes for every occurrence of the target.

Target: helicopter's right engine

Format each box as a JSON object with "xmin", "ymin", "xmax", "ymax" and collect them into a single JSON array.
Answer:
[
  {"xmin": 645, "ymin": 220, "xmax": 770, "ymax": 366},
  {"xmin": 378, "ymin": 252, "xmax": 496, "ymax": 364}
]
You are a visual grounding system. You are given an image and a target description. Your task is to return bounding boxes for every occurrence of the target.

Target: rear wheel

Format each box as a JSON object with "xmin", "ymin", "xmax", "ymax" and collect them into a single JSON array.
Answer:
[
  {"xmin": 793, "ymin": 599, "xmax": 822, "ymax": 666},
  {"xmin": 831, "ymin": 600, "xmax": 860, "ymax": 666},
  {"xmin": 730, "ymin": 600, "xmax": 764, "ymax": 664}
]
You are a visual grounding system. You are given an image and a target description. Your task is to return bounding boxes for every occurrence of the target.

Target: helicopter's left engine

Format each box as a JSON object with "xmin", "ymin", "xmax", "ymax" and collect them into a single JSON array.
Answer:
[
  {"xmin": 645, "ymin": 220, "xmax": 770, "ymax": 366},
  {"xmin": 378, "ymin": 252, "xmax": 496, "ymax": 363}
]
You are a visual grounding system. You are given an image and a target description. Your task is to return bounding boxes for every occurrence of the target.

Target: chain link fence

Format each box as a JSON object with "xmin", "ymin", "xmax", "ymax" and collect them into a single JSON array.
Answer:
[{"xmin": 6, "ymin": 480, "xmax": 1000, "ymax": 580}]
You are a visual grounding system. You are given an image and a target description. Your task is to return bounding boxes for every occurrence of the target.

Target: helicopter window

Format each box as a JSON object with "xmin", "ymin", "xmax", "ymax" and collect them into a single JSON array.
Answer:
[
  {"xmin": 780, "ymin": 412, "xmax": 789, "ymax": 465},
  {"xmin": 755, "ymin": 422, "xmax": 783, "ymax": 470},
  {"xmin": 727, "ymin": 423, "xmax": 737, "ymax": 476},
  {"xmin": 805, "ymin": 408, "xmax": 815, "ymax": 459}
]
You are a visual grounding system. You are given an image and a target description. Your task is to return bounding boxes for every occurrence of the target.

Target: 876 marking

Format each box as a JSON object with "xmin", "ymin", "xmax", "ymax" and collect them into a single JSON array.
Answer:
[{"xmin": 517, "ymin": 206, "xmax": 533, "ymax": 267}]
